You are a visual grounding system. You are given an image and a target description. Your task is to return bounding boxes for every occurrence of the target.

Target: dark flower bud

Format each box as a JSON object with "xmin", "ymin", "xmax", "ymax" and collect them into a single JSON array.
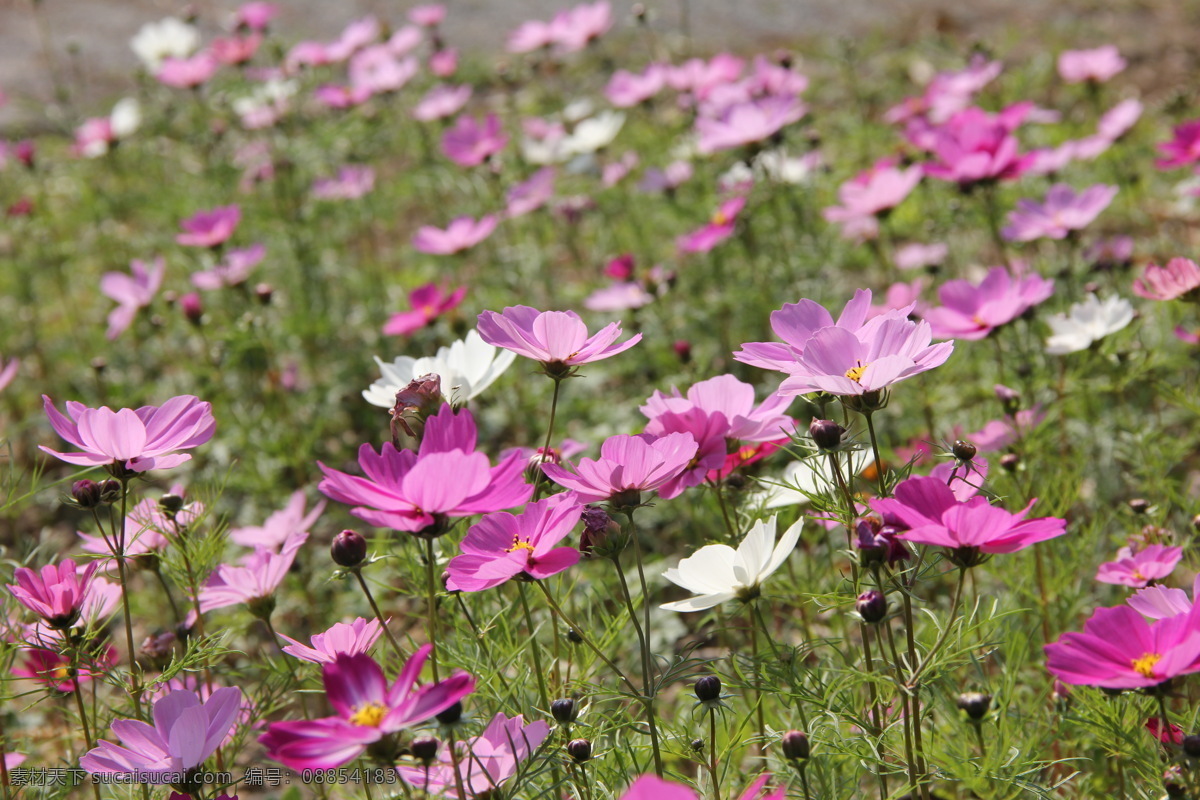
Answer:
[
  {"xmin": 631, "ymin": 3, "xmax": 647, "ymax": 21},
  {"xmin": 1193, "ymin": 514, "xmax": 1200, "ymax": 534},
  {"xmin": 567, "ymin": 738, "xmax": 592, "ymax": 763},
  {"xmin": 391, "ymin": 374, "xmax": 445, "ymax": 443},
  {"xmin": 159, "ymin": 494, "xmax": 185, "ymax": 516},
  {"xmin": 999, "ymin": 453, "xmax": 1020, "ymax": 472},
  {"xmin": 255, "ymin": 283, "xmax": 273, "ymax": 304},
  {"xmin": 809, "ymin": 419, "xmax": 844, "ymax": 450},
  {"xmin": 141, "ymin": 630, "xmax": 177, "ymax": 662},
  {"xmin": 673, "ymin": 340, "xmax": 692, "ymax": 363},
  {"xmin": 567, "ymin": 628, "xmax": 584, "ymax": 644},
  {"xmin": 781, "ymin": 730, "xmax": 810, "ymax": 760},
  {"xmin": 580, "ymin": 506, "xmax": 611, "ymax": 555},
  {"xmin": 694, "ymin": 675, "xmax": 722, "ymax": 702},
  {"xmin": 247, "ymin": 594, "xmax": 276, "ymax": 621},
  {"xmin": 856, "ymin": 590, "xmax": 887, "ymax": 624},
  {"xmin": 551, "ymin": 698, "xmax": 577, "ymax": 724},
  {"xmin": 1184, "ymin": 734, "xmax": 1200, "ymax": 758},
  {"xmin": 994, "ymin": 384, "xmax": 1021, "ymax": 414},
  {"xmin": 99, "ymin": 480, "xmax": 122, "ymax": 504},
  {"xmin": 411, "ymin": 737, "xmax": 440, "ymax": 763},
  {"xmin": 956, "ymin": 691, "xmax": 992, "ymax": 721},
  {"xmin": 1127, "ymin": 498, "xmax": 1149, "ymax": 515},
  {"xmin": 1165, "ymin": 765, "xmax": 1186, "ymax": 798},
  {"xmin": 14, "ymin": 139, "xmax": 35, "ymax": 169},
  {"xmin": 526, "ymin": 447, "xmax": 561, "ymax": 485},
  {"xmin": 72, "ymin": 479, "xmax": 103, "ymax": 509},
  {"xmin": 180, "ymin": 292, "xmax": 203, "ymax": 325},
  {"xmin": 436, "ymin": 701, "xmax": 463, "ymax": 725},
  {"xmin": 331, "ymin": 530, "xmax": 368, "ymax": 568},
  {"xmin": 690, "ymin": 738, "xmax": 704, "ymax": 753},
  {"xmin": 952, "ymin": 440, "xmax": 977, "ymax": 462}
]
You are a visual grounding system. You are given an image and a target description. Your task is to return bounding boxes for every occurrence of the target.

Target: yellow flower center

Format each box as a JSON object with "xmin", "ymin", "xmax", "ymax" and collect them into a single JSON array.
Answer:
[
  {"xmin": 350, "ymin": 701, "xmax": 388, "ymax": 727},
  {"xmin": 54, "ymin": 666, "xmax": 71, "ymax": 681},
  {"xmin": 1131, "ymin": 652, "xmax": 1162, "ymax": 678},
  {"xmin": 711, "ymin": 211, "xmax": 729, "ymax": 226},
  {"xmin": 844, "ymin": 363, "xmax": 868, "ymax": 383},
  {"xmin": 507, "ymin": 536, "xmax": 535, "ymax": 555}
]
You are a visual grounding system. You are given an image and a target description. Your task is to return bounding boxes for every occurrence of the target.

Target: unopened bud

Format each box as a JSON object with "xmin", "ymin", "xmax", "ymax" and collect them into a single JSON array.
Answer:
[
  {"xmin": 159, "ymin": 494, "xmax": 185, "ymax": 515},
  {"xmin": 255, "ymin": 283, "xmax": 274, "ymax": 304},
  {"xmin": 673, "ymin": 340, "xmax": 692, "ymax": 363},
  {"xmin": 781, "ymin": 730, "xmax": 810, "ymax": 760},
  {"xmin": 411, "ymin": 737, "xmax": 440, "ymax": 763},
  {"xmin": 567, "ymin": 738, "xmax": 592, "ymax": 763},
  {"xmin": 567, "ymin": 628, "xmax": 584, "ymax": 644},
  {"xmin": 952, "ymin": 440, "xmax": 977, "ymax": 462},
  {"xmin": 956, "ymin": 691, "xmax": 992, "ymax": 721},
  {"xmin": 809, "ymin": 419, "xmax": 845, "ymax": 450},
  {"xmin": 436, "ymin": 701, "xmax": 463, "ymax": 725},
  {"xmin": 694, "ymin": 675, "xmax": 721, "ymax": 702},
  {"xmin": 331, "ymin": 530, "xmax": 368, "ymax": 568},
  {"xmin": 71, "ymin": 479, "xmax": 103, "ymax": 509},
  {"xmin": 551, "ymin": 698, "xmax": 577, "ymax": 724},
  {"xmin": 180, "ymin": 292, "xmax": 203, "ymax": 325},
  {"xmin": 999, "ymin": 453, "xmax": 1020, "ymax": 472},
  {"xmin": 856, "ymin": 589, "xmax": 887, "ymax": 623},
  {"xmin": 391, "ymin": 374, "xmax": 445, "ymax": 442},
  {"xmin": 1128, "ymin": 498, "xmax": 1149, "ymax": 514},
  {"xmin": 580, "ymin": 506, "xmax": 611, "ymax": 555},
  {"xmin": 99, "ymin": 480, "xmax": 122, "ymax": 504}
]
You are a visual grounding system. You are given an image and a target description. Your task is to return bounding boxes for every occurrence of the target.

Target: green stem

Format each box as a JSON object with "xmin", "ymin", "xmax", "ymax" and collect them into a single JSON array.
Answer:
[
  {"xmin": 536, "ymin": 582, "xmax": 637, "ymax": 694},
  {"xmin": 423, "ymin": 538, "xmax": 442, "ymax": 681},
  {"xmin": 532, "ymin": 376, "xmax": 565, "ymax": 500},
  {"xmin": 709, "ymin": 708, "xmax": 721, "ymax": 800},
  {"xmin": 862, "ymin": 411, "xmax": 887, "ymax": 498},
  {"xmin": 518, "ymin": 581, "xmax": 551, "ymax": 713},
  {"xmin": 353, "ymin": 569, "xmax": 407, "ymax": 662},
  {"xmin": 613, "ymin": 545, "xmax": 664, "ymax": 777},
  {"xmin": 114, "ymin": 478, "xmax": 143, "ymax": 720}
]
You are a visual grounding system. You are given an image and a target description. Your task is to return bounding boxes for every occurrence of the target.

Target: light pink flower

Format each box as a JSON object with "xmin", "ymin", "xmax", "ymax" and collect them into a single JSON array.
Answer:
[
  {"xmin": 191, "ymin": 243, "xmax": 265, "ymax": 290},
  {"xmin": 506, "ymin": 167, "xmax": 556, "ymax": 218},
  {"xmin": 477, "ymin": 305, "xmax": 642, "ymax": 371},
  {"xmin": 885, "ymin": 55, "xmax": 1002, "ymax": 126},
  {"xmin": 349, "ymin": 47, "xmax": 418, "ymax": 95},
  {"xmin": 1058, "ymin": 45, "xmax": 1126, "ymax": 84},
  {"xmin": 235, "ymin": 2, "xmax": 280, "ymax": 30},
  {"xmin": 383, "ymin": 283, "xmax": 467, "ymax": 336},
  {"xmin": 387, "ymin": 26, "xmax": 424, "ymax": 57},
  {"xmin": 584, "ymin": 282, "xmax": 654, "ymax": 312},
  {"xmin": 413, "ymin": 84, "xmax": 471, "ymax": 122},
  {"xmin": 677, "ymin": 197, "xmax": 746, "ymax": 253},
  {"xmin": 1002, "ymin": 183, "xmax": 1117, "ymax": 242},
  {"xmin": 924, "ymin": 266, "xmax": 1054, "ymax": 340},
  {"xmin": 1097, "ymin": 545, "xmax": 1183, "ymax": 588},
  {"xmin": 41, "ymin": 394, "xmax": 215, "ymax": 472},
  {"xmin": 311, "ymin": 165, "xmax": 375, "ymax": 200},
  {"xmin": 278, "ymin": 617, "xmax": 384, "ymax": 664},
  {"xmin": 156, "ymin": 53, "xmax": 219, "ymax": 89},
  {"xmin": 735, "ymin": 289, "xmax": 889, "ymax": 372},
  {"xmin": 667, "ymin": 54, "xmax": 745, "ymax": 99},
  {"xmin": 442, "ymin": 113, "xmax": 508, "ymax": 167},
  {"xmin": 412, "ymin": 215, "xmax": 498, "ymax": 255},
  {"xmin": 542, "ymin": 432, "xmax": 699, "ymax": 504},
  {"xmin": 398, "ymin": 713, "xmax": 550, "ymax": 797},
  {"xmin": 868, "ymin": 280, "xmax": 927, "ymax": 318},
  {"xmin": 100, "ymin": 256, "xmax": 165, "ymax": 339},
  {"xmin": 696, "ymin": 96, "xmax": 806, "ymax": 154},
  {"xmin": 210, "ymin": 34, "xmax": 262, "ymax": 66},
  {"xmin": 638, "ymin": 161, "xmax": 693, "ymax": 193},
  {"xmin": 0, "ymin": 356, "xmax": 17, "ymax": 393},
  {"xmin": 823, "ymin": 159, "xmax": 922, "ymax": 226},
  {"xmin": 327, "ymin": 16, "xmax": 381, "ymax": 62},
  {"xmin": 229, "ymin": 490, "xmax": 326, "ymax": 549},
  {"xmin": 895, "ymin": 242, "xmax": 947, "ymax": 271},
  {"xmin": 507, "ymin": 19, "xmax": 555, "ymax": 53},
  {"xmin": 8, "ymin": 561, "xmax": 99, "ymax": 629},
  {"xmin": 1132, "ymin": 257, "xmax": 1200, "ymax": 301},
  {"xmin": 199, "ymin": 532, "xmax": 307, "ymax": 613},
  {"xmin": 447, "ymin": 494, "xmax": 583, "ymax": 591},
  {"xmin": 606, "ymin": 65, "xmax": 667, "ymax": 107},
  {"xmin": 409, "ymin": 4, "xmax": 446, "ymax": 26},
  {"xmin": 551, "ymin": 1, "xmax": 612, "ymax": 54},
  {"xmin": 1098, "ymin": 99, "xmax": 1142, "ymax": 141},
  {"xmin": 430, "ymin": 48, "xmax": 458, "ymax": 77},
  {"xmin": 176, "ymin": 205, "xmax": 241, "ymax": 248},
  {"xmin": 920, "ymin": 106, "xmax": 1032, "ymax": 185},
  {"xmin": 78, "ymin": 485, "xmax": 203, "ymax": 569},
  {"xmin": 967, "ymin": 406, "xmax": 1046, "ymax": 452}
]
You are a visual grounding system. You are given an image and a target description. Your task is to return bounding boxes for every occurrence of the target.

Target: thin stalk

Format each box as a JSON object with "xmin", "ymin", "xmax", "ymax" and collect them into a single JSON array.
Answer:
[
  {"xmin": 612, "ymin": 547, "xmax": 664, "ymax": 776},
  {"xmin": 352, "ymin": 569, "xmax": 406, "ymax": 662},
  {"xmin": 861, "ymin": 624, "xmax": 888, "ymax": 800},
  {"xmin": 745, "ymin": 605, "xmax": 766, "ymax": 753},
  {"xmin": 423, "ymin": 537, "xmax": 442, "ymax": 681},
  {"xmin": 797, "ymin": 764, "xmax": 812, "ymax": 800},
  {"xmin": 909, "ymin": 568, "xmax": 968, "ymax": 685},
  {"xmin": 862, "ymin": 411, "xmax": 887, "ymax": 497},
  {"xmin": 709, "ymin": 708, "xmax": 721, "ymax": 800},
  {"xmin": 517, "ymin": 581, "xmax": 551, "ymax": 713},
  {"xmin": 532, "ymin": 376, "xmax": 565, "ymax": 500},
  {"xmin": 627, "ymin": 517, "xmax": 665, "ymax": 776},
  {"xmin": 454, "ymin": 592, "xmax": 494, "ymax": 667},
  {"xmin": 973, "ymin": 723, "xmax": 986, "ymax": 759},
  {"xmin": 114, "ymin": 478, "xmax": 143, "ymax": 720},
  {"xmin": 884, "ymin": 618, "xmax": 920, "ymax": 798},
  {"xmin": 536, "ymin": 582, "xmax": 637, "ymax": 693}
]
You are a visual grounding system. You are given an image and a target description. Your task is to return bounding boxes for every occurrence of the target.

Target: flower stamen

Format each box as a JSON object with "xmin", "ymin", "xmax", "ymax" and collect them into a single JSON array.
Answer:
[
  {"xmin": 350, "ymin": 701, "xmax": 388, "ymax": 727},
  {"xmin": 1131, "ymin": 652, "xmax": 1162, "ymax": 678}
]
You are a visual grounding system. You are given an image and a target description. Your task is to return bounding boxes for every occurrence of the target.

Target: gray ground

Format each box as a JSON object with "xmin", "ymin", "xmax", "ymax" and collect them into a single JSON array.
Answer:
[{"xmin": 0, "ymin": 0, "xmax": 1195, "ymax": 131}]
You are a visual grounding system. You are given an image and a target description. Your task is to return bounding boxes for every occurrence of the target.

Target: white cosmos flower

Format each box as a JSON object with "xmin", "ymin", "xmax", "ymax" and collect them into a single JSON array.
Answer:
[
  {"xmin": 563, "ymin": 111, "xmax": 625, "ymax": 156},
  {"xmin": 1044, "ymin": 293, "xmax": 1134, "ymax": 355},
  {"xmin": 110, "ymin": 98, "xmax": 142, "ymax": 139},
  {"xmin": 131, "ymin": 17, "xmax": 199, "ymax": 71},
  {"xmin": 660, "ymin": 516, "xmax": 802, "ymax": 612},
  {"xmin": 753, "ymin": 449, "xmax": 874, "ymax": 509},
  {"xmin": 364, "ymin": 329, "xmax": 516, "ymax": 408}
]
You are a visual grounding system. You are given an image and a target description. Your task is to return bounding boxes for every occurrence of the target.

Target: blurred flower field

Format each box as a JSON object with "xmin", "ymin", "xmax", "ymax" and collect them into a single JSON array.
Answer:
[{"xmin": 3, "ymin": 1, "xmax": 1200, "ymax": 798}]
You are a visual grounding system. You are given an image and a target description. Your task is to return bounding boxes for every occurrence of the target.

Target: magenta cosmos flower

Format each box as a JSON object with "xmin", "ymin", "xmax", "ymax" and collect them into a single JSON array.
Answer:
[
  {"xmin": 477, "ymin": 305, "xmax": 642, "ymax": 375},
  {"xmin": 677, "ymin": 197, "xmax": 746, "ymax": 254},
  {"xmin": 383, "ymin": 283, "xmax": 467, "ymax": 337},
  {"xmin": 442, "ymin": 112, "xmax": 508, "ymax": 167},
  {"xmin": 446, "ymin": 493, "xmax": 583, "ymax": 591},
  {"xmin": 695, "ymin": 95, "xmax": 806, "ymax": 154},
  {"xmin": 8, "ymin": 560, "xmax": 100, "ymax": 629},
  {"xmin": 198, "ymin": 531, "xmax": 308, "ymax": 614},
  {"xmin": 412, "ymin": 215, "xmax": 498, "ymax": 255},
  {"xmin": 191, "ymin": 243, "xmax": 266, "ymax": 290},
  {"xmin": 41, "ymin": 394, "xmax": 215, "ymax": 473},
  {"xmin": 278, "ymin": 617, "xmax": 384, "ymax": 664},
  {"xmin": 541, "ymin": 432, "xmax": 699, "ymax": 505},
  {"xmin": 871, "ymin": 475, "xmax": 1066, "ymax": 566},
  {"xmin": 81, "ymin": 687, "xmax": 243, "ymax": 784},
  {"xmin": 923, "ymin": 265, "xmax": 1054, "ymax": 340},
  {"xmin": 1001, "ymin": 183, "xmax": 1117, "ymax": 242},
  {"xmin": 921, "ymin": 106, "xmax": 1031, "ymax": 186},
  {"xmin": 414, "ymin": 84, "xmax": 472, "ymax": 122},
  {"xmin": 1096, "ymin": 545, "xmax": 1183, "ymax": 588},
  {"xmin": 312, "ymin": 165, "xmax": 375, "ymax": 200},
  {"xmin": 318, "ymin": 405, "xmax": 531, "ymax": 535},
  {"xmin": 1058, "ymin": 45, "xmax": 1126, "ymax": 83},
  {"xmin": 101, "ymin": 256, "xmax": 165, "ymax": 340},
  {"xmin": 823, "ymin": 159, "xmax": 922, "ymax": 227},
  {"xmin": 1132, "ymin": 257, "xmax": 1200, "ymax": 301},
  {"xmin": 398, "ymin": 713, "xmax": 550, "ymax": 796},
  {"xmin": 1156, "ymin": 120, "xmax": 1200, "ymax": 170},
  {"xmin": 1045, "ymin": 602, "xmax": 1200, "ymax": 689},
  {"xmin": 259, "ymin": 647, "xmax": 474, "ymax": 770},
  {"xmin": 13, "ymin": 644, "xmax": 118, "ymax": 693},
  {"xmin": 735, "ymin": 288, "xmax": 884, "ymax": 373},
  {"xmin": 176, "ymin": 205, "xmax": 241, "ymax": 248}
]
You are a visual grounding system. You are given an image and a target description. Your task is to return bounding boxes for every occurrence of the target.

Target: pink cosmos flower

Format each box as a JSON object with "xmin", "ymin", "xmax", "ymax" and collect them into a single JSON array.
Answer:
[
  {"xmin": 696, "ymin": 96, "xmax": 806, "ymax": 154},
  {"xmin": 1058, "ymin": 46, "xmax": 1126, "ymax": 84},
  {"xmin": 606, "ymin": 65, "xmax": 667, "ymax": 107},
  {"xmin": 349, "ymin": 47, "xmax": 418, "ymax": 95},
  {"xmin": 967, "ymin": 406, "xmax": 1046, "ymax": 452},
  {"xmin": 413, "ymin": 84, "xmax": 471, "ymax": 122},
  {"xmin": 638, "ymin": 161, "xmax": 693, "ymax": 194},
  {"xmin": 198, "ymin": 531, "xmax": 308, "ymax": 614},
  {"xmin": 921, "ymin": 106, "xmax": 1032, "ymax": 186},
  {"xmin": 191, "ymin": 243, "xmax": 266, "ymax": 290},
  {"xmin": 235, "ymin": 2, "xmax": 280, "ymax": 30},
  {"xmin": 156, "ymin": 53, "xmax": 220, "ymax": 89},
  {"xmin": 823, "ymin": 159, "xmax": 922, "ymax": 227},
  {"xmin": 318, "ymin": 405, "xmax": 531, "ymax": 534},
  {"xmin": 311, "ymin": 165, "xmax": 375, "ymax": 200},
  {"xmin": 100, "ymin": 256, "xmax": 165, "ymax": 339},
  {"xmin": 81, "ymin": 688, "xmax": 242, "ymax": 782},
  {"xmin": 923, "ymin": 265, "xmax": 1054, "ymax": 340},
  {"xmin": 314, "ymin": 84, "xmax": 370, "ymax": 109},
  {"xmin": 260, "ymin": 647, "xmax": 474, "ymax": 770},
  {"xmin": 1096, "ymin": 545, "xmax": 1183, "ymax": 588},
  {"xmin": 430, "ymin": 48, "xmax": 458, "ymax": 77},
  {"xmin": 78, "ymin": 486, "xmax": 203, "ymax": 569},
  {"xmin": 398, "ymin": 713, "xmax": 550, "ymax": 796},
  {"xmin": 541, "ymin": 432, "xmax": 699, "ymax": 504},
  {"xmin": 1129, "ymin": 577, "xmax": 1199, "ymax": 621},
  {"xmin": 1156, "ymin": 120, "xmax": 1200, "ymax": 170},
  {"xmin": 0, "ymin": 355, "xmax": 17, "ymax": 393},
  {"xmin": 383, "ymin": 283, "xmax": 467, "ymax": 336},
  {"xmin": 1098, "ymin": 99, "xmax": 1142, "ymax": 141},
  {"xmin": 871, "ymin": 475, "xmax": 1066, "ymax": 565},
  {"xmin": 602, "ymin": 152, "xmax": 639, "ymax": 188},
  {"xmin": 677, "ymin": 197, "xmax": 746, "ymax": 254},
  {"xmin": 668, "ymin": 54, "xmax": 745, "ymax": 99},
  {"xmin": 551, "ymin": 1, "xmax": 613, "ymax": 54},
  {"xmin": 506, "ymin": 167, "xmax": 556, "ymax": 218},
  {"xmin": 477, "ymin": 305, "xmax": 642, "ymax": 373},
  {"xmin": 584, "ymin": 282, "xmax": 654, "ymax": 312},
  {"xmin": 867, "ymin": 280, "xmax": 927, "ymax": 318},
  {"xmin": 229, "ymin": 490, "xmax": 325, "ymax": 549},
  {"xmin": 327, "ymin": 16, "xmax": 381, "ymax": 62},
  {"xmin": 735, "ymin": 289, "xmax": 881, "ymax": 372},
  {"xmin": 176, "ymin": 205, "xmax": 241, "ymax": 248},
  {"xmin": 442, "ymin": 113, "xmax": 508, "ymax": 167},
  {"xmin": 40, "ymin": 394, "xmax": 216, "ymax": 472},
  {"xmin": 14, "ymin": 644, "xmax": 118, "ymax": 693},
  {"xmin": 1045, "ymin": 602, "xmax": 1200, "ymax": 689},
  {"xmin": 1002, "ymin": 183, "xmax": 1117, "ymax": 242},
  {"xmin": 1132, "ymin": 257, "xmax": 1200, "ymax": 301},
  {"xmin": 507, "ymin": 19, "xmax": 556, "ymax": 53},
  {"xmin": 412, "ymin": 215, "xmax": 498, "ymax": 255},
  {"xmin": 8, "ymin": 561, "xmax": 99, "ymax": 629},
  {"xmin": 885, "ymin": 56, "xmax": 1002, "ymax": 126},
  {"xmin": 278, "ymin": 617, "xmax": 384, "ymax": 664},
  {"xmin": 210, "ymin": 33, "xmax": 262, "ymax": 65},
  {"xmin": 446, "ymin": 494, "xmax": 583, "ymax": 591},
  {"xmin": 409, "ymin": 4, "xmax": 446, "ymax": 26}
]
